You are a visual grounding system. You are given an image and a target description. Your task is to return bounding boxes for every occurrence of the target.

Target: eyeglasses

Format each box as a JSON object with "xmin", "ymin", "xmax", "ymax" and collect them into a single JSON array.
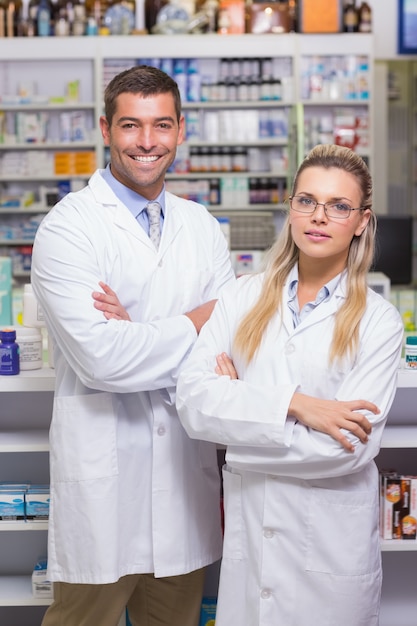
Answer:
[{"xmin": 289, "ymin": 195, "xmax": 365, "ymax": 220}]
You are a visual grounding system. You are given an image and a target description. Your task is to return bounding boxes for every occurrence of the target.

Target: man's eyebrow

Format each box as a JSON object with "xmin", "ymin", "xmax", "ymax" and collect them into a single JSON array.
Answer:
[{"xmin": 116, "ymin": 116, "xmax": 176, "ymax": 124}]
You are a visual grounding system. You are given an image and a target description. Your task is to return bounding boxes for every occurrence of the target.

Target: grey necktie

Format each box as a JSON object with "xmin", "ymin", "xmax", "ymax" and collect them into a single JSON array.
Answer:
[{"xmin": 146, "ymin": 201, "xmax": 162, "ymax": 250}]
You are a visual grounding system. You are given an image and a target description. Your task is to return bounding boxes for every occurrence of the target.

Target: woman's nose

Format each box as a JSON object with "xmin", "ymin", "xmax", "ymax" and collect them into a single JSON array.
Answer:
[{"xmin": 311, "ymin": 203, "xmax": 328, "ymax": 221}]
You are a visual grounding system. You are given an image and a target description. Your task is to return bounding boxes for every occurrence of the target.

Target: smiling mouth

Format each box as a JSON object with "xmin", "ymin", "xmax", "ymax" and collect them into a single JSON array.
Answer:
[{"xmin": 131, "ymin": 155, "xmax": 159, "ymax": 162}]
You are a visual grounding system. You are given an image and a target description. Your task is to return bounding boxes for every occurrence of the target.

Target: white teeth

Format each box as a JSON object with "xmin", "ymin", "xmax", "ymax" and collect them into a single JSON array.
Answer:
[{"xmin": 132, "ymin": 155, "xmax": 158, "ymax": 162}]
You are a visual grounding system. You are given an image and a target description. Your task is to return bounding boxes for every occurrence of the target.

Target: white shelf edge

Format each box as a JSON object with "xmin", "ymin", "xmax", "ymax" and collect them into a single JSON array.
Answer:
[
  {"xmin": 0, "ymin": 103, "xmax": 95, "ymax": 111},
  {"xmin": 0, "ymin": 368, "xmax": 55, "ymax": 393},
  {"xmin": 397, "ymin": 367, "xmax": 417, "ymax": 388},
  {"xmin": 0, "ymin": 576, "xmax": 52, "ymax": 607},
  {"xmin": 0, "ymin": 429, "xmax": 49, "ymax": 453},
  {"xmin": 0, "ymin": 142, "xmax": 96, "ymax": 151},
  {"xmin": 381, "ymin": 539, "xmax": 417, "ymax": 552},
  {"xmin": 0, "ymin": 521, "xmax": 48, "ymax": 532},
  {"xmin": 381, "ymin": 425, "xmax": 417, "ymax": 449},
  {"xmin": 166, "ymin": 171, "xmax": 286, "ymax": 180}
]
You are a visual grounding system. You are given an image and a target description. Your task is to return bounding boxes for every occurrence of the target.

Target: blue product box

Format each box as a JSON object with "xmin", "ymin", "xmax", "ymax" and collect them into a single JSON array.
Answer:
[
  {"xmin": 199, "ymin": 596, "xmax": 217, "ymax": 626},
  {"xmin": 25, "ymin": 485, "xmax": 50, "ymax": 521},
  {"xmin": 0, "ymin": 486, "xmax": 26, "ymax": 521}
]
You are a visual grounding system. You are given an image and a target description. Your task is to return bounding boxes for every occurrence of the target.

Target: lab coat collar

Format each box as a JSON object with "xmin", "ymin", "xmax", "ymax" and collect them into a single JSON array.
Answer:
[
  {"xmin": 88, "ymin": 171, "xmax": 183, "ymax": 255},
  {"xmin": 281, "ymin": 267, "xmax": 347, "ymax": 335}
]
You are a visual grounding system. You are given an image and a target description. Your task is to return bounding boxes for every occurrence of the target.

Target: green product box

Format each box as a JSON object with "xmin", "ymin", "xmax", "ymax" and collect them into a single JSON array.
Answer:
[{"xmin": 0, "ymin": 257, "xmax": 12, "ymax": 326}]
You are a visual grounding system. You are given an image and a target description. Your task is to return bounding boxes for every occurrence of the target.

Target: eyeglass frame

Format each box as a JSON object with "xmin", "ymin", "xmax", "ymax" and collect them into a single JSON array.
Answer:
[{"xmin": 288, "ymin": 195, "xmax": 367, "ymax": 220}]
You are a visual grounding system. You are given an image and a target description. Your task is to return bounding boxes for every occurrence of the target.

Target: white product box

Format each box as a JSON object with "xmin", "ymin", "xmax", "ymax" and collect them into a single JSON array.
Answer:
[{"xmin": 32, "ymin": 557, "xmax": 53, "ymax": 599}]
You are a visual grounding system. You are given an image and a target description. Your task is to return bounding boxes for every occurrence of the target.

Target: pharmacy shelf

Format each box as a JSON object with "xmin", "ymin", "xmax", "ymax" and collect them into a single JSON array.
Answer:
[
  {"xmin": 0, "ymin": 430, "xmax": 49, "ymax": 453},
  {"xmin": 397, "ymin": 366, "xmax": 417, "ymax": 387},
  {"xmin": 381, "ymin": 540, "xmax": 417, "ymax": 552},
  {"xmin": 0, "ymin": 207, "xmax": 49, "ymax": 214},
  {"xmin": 186, "ymin": 139, "xmax": 288, "ymax": 147},
  {"xmin": 381, "ymin": 425, "xmax": 417, "ymax": 449},
  {"xmin": 0, "ymin": 174, "xmax": 90, "ymax": 182},
  {"xmin": 166, "ymin": 171, "xmax": 285, "ymax": 180},
  {"xmin": 0, "ymin": 142, "xmax": 96, "ymax": 151},
  {"xmin": 0, "ymin": 522, "xmax": 48, "ymax": 532},
  {"xmin": 0, "ymin": 367, "xmax": 55, "ymax": 393},
  {"xmin": 0, "ymin": 103, "xmax": 95, "ymax": 111},
  {"xmin": 182, "ymin": 100, "xmax": 293, "ymax": 109},
  {"xmin": 0, "ymin": 576, "xmax": 52, "ymax": 607}
]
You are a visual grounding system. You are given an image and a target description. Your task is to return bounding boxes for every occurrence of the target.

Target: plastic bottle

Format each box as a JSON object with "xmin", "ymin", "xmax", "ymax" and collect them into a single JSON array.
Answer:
[
  {"xmin": 343, "ymin": 0, "xmax": 358, "ymax": 33},
  {"xmin": 0, "ymin": 329, "xmax": 20, "ymax": 376},
  {"xmin": 405, "ymin": 336, "xmax": 417, "ymax": 370},
  {"xmin": 23, "ymin": 284, "xmax": 45, "ymax": 328},
  {"xmin": 36, "ymin": 0, "xmax": 51, "ymax": 35},
  {"xmin": 15, "ymin": 326, "xmax": 43, "ymax": 371}
]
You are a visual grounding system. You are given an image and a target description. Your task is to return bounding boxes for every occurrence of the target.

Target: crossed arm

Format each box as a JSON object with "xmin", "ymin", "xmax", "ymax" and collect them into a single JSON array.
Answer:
[{"xmin": 93, "ymin": 282, "xmax": 374, "ymax": 453}]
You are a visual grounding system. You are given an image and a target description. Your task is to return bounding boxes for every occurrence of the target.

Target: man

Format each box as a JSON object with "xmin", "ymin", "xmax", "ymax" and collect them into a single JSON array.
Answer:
[{"xmin": 31, "ymin": 65, "xmax": 235, "ymax": 626}]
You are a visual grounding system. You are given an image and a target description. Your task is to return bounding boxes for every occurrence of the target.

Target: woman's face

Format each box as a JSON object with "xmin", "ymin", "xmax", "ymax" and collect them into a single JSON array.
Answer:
[{"xmin": 289, "ymin": 166, "xmax": 371, "ymax": 272}]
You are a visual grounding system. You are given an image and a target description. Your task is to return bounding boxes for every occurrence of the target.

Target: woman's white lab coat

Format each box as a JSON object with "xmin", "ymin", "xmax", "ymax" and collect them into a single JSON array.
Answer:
[
  {"xmin": 31, "ymin": 170, "xmax": 235, "ymax": 584},
  {"xmin": 176, "ymin": 271, "xmax": 404, "ymax": 626}
]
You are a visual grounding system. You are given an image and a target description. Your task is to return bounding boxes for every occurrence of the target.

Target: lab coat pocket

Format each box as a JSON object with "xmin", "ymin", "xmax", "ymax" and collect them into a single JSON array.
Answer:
[
  {"xmin": 222, "ymin": 466, "xmax": 244, "ymax": 560},
  {"xmin": 305, "ymin": 487, "xmax": 380, "ymax": 576},
  {"xmin": 51, "ymin": 393, "xmax": 118, "ymax": 483},
  {"xmin": 181, "ymin": 269, "xmax": 215, "ymax": 310}
]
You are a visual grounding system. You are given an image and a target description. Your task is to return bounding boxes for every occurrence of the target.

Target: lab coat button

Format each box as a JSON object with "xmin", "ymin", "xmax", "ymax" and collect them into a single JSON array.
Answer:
[
  {"xmin": 263, "ymin": 528, "xmax": 274, "ymax": 539},
  {"xmin": 261, "ymin": 589, "xmax": 272, "ymax": 599},
  {"xmin": 285, "ymin": 343, "xmax": 295, "ymax": 354},
  {"xmin": 157, "ymin": 425, "xmax": 166, "ymax": 436}
]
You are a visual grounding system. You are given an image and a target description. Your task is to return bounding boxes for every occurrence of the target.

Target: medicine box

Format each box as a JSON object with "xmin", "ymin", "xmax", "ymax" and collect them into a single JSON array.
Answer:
[
  {"xmin": 380, "ymin": 473, "xmax": 417, "ymax": 540},
  {"xmin": 25, "ymin": 485, "xmax": 50, "ymax": 521},
  {"xmin": 0, "ymin": 486, "xmax": 26, "ymax": 521},
  {"xmin": 32, "ymin": 557, "xmax": 53, "ymax": 599},
  {"xmin": 0, "ymin": 256, "xmax": 12, "ymax": 326},
  {"xmin": 199, "ymin": 596, "xmax": 217, "ymax": 626}
]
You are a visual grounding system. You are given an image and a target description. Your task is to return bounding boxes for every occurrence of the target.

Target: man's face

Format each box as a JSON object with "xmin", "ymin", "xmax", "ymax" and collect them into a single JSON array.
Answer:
[{"xmin": 100, "ymin": 91, "xmax": 184, "ymax": 200}]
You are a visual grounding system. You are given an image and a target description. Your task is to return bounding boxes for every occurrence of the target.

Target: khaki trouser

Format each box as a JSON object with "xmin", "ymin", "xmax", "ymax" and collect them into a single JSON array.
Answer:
[{"xmin": 41, "ymin": 568, "xmax": 206, "ymax": 626}]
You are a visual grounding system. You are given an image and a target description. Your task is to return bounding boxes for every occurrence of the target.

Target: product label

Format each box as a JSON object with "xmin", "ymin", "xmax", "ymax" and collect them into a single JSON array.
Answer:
[{"xmin": 405, "ymin": 354, "xmax": 417, "ymax": 369}]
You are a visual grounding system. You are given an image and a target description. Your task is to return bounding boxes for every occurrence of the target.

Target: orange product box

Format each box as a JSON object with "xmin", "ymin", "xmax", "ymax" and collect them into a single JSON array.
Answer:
[
  {"xmin": 401, "ymin": 477, "xmax": 417, "ymax": 540},
  {"xmin": 74, "ymin": 151, "xmax": 96, "ymax": 175},
  {"xmin": 298, "ymin": 0, "xmax": 342, "ymax": 33},
  {"xmin": 217, "ymin": 0, "xmax": 245, "ymax": 34},
  {"xmin": 54, "ymin": 152, "xmax": 75, "ymax": 175}
]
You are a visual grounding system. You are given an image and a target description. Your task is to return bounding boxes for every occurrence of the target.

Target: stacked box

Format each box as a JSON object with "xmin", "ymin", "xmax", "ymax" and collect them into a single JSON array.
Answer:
[
  {"xmin": 32, "ymin": 557, "xmax": 53, "ymax": 599},
  {"xmin": 380, "ymin": 471, "xmax": 417, "ymax": 540}
]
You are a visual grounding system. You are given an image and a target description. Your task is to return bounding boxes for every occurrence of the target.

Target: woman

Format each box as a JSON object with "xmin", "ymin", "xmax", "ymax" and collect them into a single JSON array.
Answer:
[{"xmin": 175, "ymin": 144, "xmax": 404, "ymax": 626}]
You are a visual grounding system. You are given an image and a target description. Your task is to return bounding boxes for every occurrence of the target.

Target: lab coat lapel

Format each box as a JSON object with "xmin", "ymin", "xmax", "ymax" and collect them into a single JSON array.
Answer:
[
  {"xmin": 158, "ymin": 193, "xmax": 183, "ymax": 256},
  {"xmin": 88, "ymin": 171, "xmax": 161, "ymax": 250},
  {"xmin": 281, "ymin": 274, "xmax": 346, "ymax": 335}
]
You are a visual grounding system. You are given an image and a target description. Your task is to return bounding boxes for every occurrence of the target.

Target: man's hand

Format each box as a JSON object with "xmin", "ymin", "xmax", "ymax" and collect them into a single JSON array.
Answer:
[
  {"xmin": 92, "ymin": 282, "xmax": 131, "ymax": 321},
  {"xmin": 185, "ymin": 300, "xmax": 217, "ymax": 334}
]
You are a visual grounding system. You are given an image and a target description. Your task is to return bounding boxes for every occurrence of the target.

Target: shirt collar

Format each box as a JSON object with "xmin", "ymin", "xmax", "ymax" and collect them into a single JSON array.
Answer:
[
  {"xmin": 288, "ymin": 264, "xmax": 343, "ymax": 302},
  {"xmin": 101, "ymin": 164, "xmax": 165, "ymax": 219}
]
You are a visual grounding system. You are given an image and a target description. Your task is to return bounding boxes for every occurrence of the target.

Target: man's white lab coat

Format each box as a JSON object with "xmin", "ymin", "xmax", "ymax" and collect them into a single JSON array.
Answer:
[{"xmin": 31, "ymin": 169, "xmax": 235, "ymax": 584}]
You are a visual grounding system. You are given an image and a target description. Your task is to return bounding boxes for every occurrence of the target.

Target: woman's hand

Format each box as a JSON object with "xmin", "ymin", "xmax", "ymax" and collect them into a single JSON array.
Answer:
[
  {"xmin": 215, "ymin": 352, "xmax": 238, "ymax": 379},
  {"xmin": 289, "ymin": 392, "xmax": 377, "ymax": 453},
  {"xmin": 92, "ymin": 282, "xmax": 131, "ymax": 321}
]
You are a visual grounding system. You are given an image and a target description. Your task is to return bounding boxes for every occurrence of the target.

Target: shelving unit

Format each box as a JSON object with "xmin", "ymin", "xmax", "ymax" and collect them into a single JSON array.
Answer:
[
  {"xmin": 377, "ymin": 368, "xmax": 417, "ymax": 626},
  {"xmin": 0, "ymin": 33, "xmax": 374, "ymax": 282},
  {"xmin": 0, "ymin": 363, "xmax": 416, "ymax": 625}
]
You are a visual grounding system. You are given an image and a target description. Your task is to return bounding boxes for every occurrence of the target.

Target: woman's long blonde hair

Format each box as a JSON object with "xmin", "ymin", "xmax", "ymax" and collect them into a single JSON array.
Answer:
[{"xmin": 234, "ymin": 144, "xmax": 377, "ymax": 365}]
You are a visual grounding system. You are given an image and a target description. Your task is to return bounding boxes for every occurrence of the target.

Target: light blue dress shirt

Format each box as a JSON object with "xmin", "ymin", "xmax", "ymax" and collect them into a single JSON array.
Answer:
[
  {"xmin": 100, "ymin": 164, "xmax": 165, "ymax": 235},
  {"xmin": 287, "ymin": 264, "xmax": 341, "ymax": 327}
]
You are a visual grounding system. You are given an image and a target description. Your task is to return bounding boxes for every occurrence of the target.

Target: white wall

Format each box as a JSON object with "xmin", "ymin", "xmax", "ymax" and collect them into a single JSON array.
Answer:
[{"xmin": 370, "ymin": 0, "xmax": 417, "ymax": 60}]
